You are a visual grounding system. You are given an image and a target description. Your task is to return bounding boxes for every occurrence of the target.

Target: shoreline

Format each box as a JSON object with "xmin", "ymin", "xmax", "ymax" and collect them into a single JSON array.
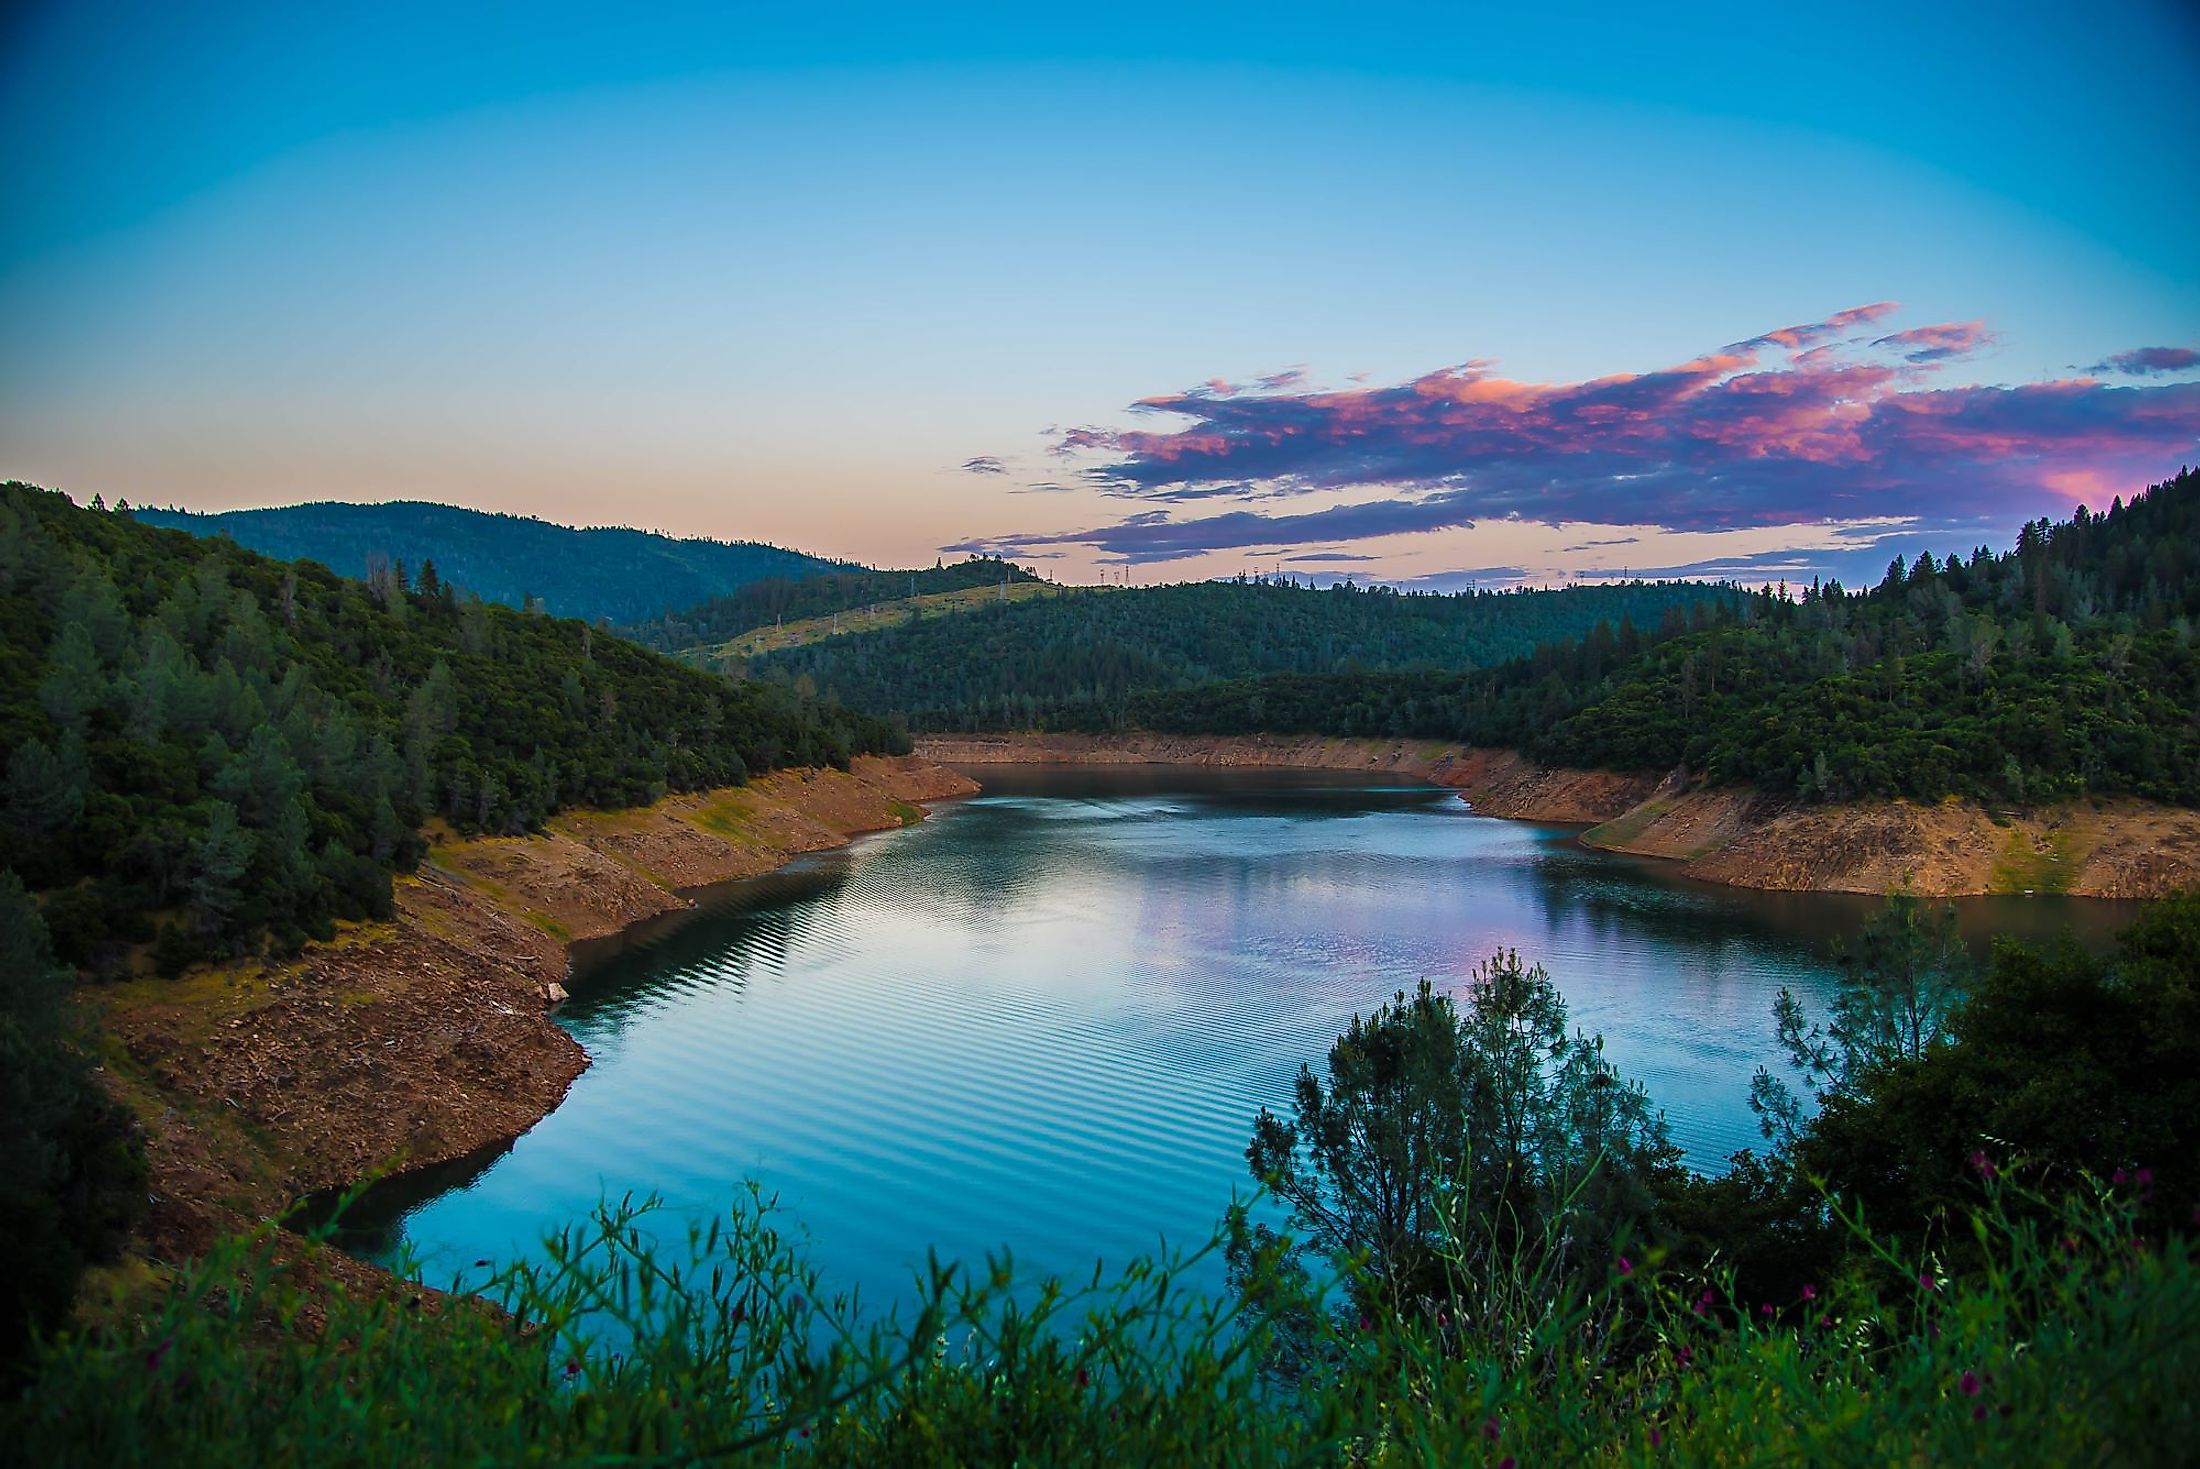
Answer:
[
  {"xmin": 919, "ymin": 732, "xmax": 2200, "ymax": 900},
  {"xmin": 99, "ymin": 754, "xmax": 980, "ymax": 1264}
]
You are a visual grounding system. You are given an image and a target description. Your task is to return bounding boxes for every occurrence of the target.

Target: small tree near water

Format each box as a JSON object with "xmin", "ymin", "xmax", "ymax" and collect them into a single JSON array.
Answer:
[
  {"xmin": 1749, "ymin": 893, "xmax": 1971, "ymax": 1149},
  {"xmin": 1232, "ymin": 951, "xmax": 1677, "ymax": 1332}
]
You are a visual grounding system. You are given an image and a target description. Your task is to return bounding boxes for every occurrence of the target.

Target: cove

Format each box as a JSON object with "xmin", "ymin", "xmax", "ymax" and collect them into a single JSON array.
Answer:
[{"xmin": 328, "ymin": 765, "xmax": 2138, "ymax": 1310}]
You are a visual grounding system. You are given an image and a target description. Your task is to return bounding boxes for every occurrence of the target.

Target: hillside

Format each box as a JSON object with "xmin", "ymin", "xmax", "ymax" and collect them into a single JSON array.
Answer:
[
  {"xmin": 622, "ymin": 555, "xmax": 1046, "ymax": 655},
  {"xmin": 702, "ymin": 579, "xmax": 1070, "ymax": 659},
  {"xmin": 130, "ymin": 500, "xmax": 854, "ymax": 624},
  {"xmin": 743, "ymin": 577, "xmax": 1743, "ymax": 731},
  {"xmin": 1130, "ymin": 468, "xmax": 2200, "ymax": 808},
  {"xmin": 0, "ymin": 482, "xmax": 905, "ymax": 979}
]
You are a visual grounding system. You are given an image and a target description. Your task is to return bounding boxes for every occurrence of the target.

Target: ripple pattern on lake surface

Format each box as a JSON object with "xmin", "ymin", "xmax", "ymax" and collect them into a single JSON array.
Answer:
[{"xmin": 347, "ymin": 765, "xmax": 2127, "ymax": 1309}]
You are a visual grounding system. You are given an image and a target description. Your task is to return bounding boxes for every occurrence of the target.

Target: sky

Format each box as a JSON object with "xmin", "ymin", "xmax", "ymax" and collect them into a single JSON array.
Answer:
[{"xmin": 2, "ymin": 1, "xmax": 2197, "ymax": 589}]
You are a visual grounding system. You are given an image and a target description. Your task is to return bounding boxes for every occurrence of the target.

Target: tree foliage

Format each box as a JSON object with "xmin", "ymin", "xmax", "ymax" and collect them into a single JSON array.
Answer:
[
  {"xmin": 0, "ymin": 874, "xmax": 144, "ymax": 1366},
  {"xmin": 747, "ymin": 577, "xmax": 1741, "ymax": 733},
  {"xmin": 0, "ymin": 482, "xmax": 904, "ymax": 974},
  {"xmin": 1748, "ymin": 894, "xmax": 1973, "ymax": 1149},
  {"xmin": 1234, "ymin": 955, "xmax": 1678, "ymax": 1325},
  {"xmin": 1796, "ymin": 893, "xmax": 2200, "ymax": 1249},
  {"xmin": 1130, "ymin": 468, "xmax": 2200, "ymax": 806},
  {"xmin": 622, "ymin": 556, "xmax": 1045, "ymax": 654}
]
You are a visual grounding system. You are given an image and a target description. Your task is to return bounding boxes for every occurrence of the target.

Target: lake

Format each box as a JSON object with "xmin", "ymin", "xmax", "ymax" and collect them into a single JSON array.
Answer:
[{"xmin": 330, "ymin": 765, "xmax": 2136, "ymax": 1309}]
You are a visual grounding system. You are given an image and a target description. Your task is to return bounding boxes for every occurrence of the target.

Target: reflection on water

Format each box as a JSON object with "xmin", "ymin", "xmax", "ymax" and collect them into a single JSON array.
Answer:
[{"xmin": 331, "ymin": 765, "xmax": 2140, "ymax": 1310}]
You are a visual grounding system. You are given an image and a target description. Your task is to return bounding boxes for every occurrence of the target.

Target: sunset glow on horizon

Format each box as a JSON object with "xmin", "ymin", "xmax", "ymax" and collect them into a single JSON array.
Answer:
[{"xmin": 3, "ymin": 1, "xmax": 2196, "ymax": 590}]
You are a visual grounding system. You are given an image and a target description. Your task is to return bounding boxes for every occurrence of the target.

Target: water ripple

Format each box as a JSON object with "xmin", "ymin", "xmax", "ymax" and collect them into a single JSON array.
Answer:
[{"xmin": 351, "ymin": 767, "xmax": 2132, "ymax": 1314}]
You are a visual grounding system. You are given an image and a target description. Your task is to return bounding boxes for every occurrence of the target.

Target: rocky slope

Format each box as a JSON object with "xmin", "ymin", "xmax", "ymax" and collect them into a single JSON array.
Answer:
[
  {"xmin": 921, "ymin": 734, "xmax": 2200, "ymax": 899},
  {"xmin": 101, "ymin": 755, "xmax": 978, "ymax": 1259}
]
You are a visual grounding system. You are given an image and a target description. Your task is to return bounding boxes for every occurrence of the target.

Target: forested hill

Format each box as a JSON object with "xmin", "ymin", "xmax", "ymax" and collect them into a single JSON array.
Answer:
[
  {"xmin": 622, "ymin": 556, "xmax": 1045, "ymax": 654},
  {"xmin": 0, "ymin": 482, "xmax": 904, "ymax": 978},
  {"xmin": 1134, "ymin": 468, "xmax": 2200, "ymax": 807},
  {"xmin": 744, "ymin": 578, "xmax": 1744, "ymax": 731},
  {"xmin": 130, "ymin": 500, "xmax": 854, "ymax": 624}
]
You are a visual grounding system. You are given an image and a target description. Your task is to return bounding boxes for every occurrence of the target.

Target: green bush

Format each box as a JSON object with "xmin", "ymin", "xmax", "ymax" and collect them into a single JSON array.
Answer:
[{"xmin": 7, "ymin": 1174, "xmax": 2193, "ymax": 1464}]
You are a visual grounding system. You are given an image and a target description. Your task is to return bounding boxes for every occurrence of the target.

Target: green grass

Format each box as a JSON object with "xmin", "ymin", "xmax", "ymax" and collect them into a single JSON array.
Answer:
[
  {"xmin": 1989, "ymin": 824, "xmax": 2085, "ymax": 895},
  {"xmin": 11, "ymin": 1173, "xmax": 2194, "ymax": 1465},
  {"xmin": 1581, "ymin": 799, "xmax": 1671, "ymax": 851},
  {"xmin": 706, "ymin": 580, "xmax": 1072, "ymax": 659}
]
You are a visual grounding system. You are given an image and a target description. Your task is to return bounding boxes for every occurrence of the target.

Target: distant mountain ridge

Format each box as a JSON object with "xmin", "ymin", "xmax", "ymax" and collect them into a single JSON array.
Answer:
[
  {"xmin": 130, "ymin": 500, "xmax": 856, "ymax": 624},
  {"xmin": 738, "ymin": 577, "xmax": 1745, "ymax": 731}
]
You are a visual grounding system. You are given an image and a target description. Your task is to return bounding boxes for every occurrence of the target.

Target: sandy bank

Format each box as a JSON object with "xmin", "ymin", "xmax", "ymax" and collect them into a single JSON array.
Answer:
[
  {"xmin": 919, "ymin": 733, "xmax": 2200, "ymax": 900},
  {"xmin": 102, "ymin": 754, "xmax": 978, "ymax": 1259}
]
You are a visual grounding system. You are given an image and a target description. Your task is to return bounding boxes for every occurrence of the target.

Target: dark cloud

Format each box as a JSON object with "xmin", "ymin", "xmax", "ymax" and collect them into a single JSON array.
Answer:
[
  {"xmin": 1384, "ymin": 567, "xmax": 1532, "ymax": 592},
  {"xmin": 1571, "ymin": 548, "xmax": 1839, "ymax": 581},
  {"xmin": 1870, "ymin": 321, "xmax": 1995, "ymax": 363},
  {"xmin": 960, "ymin": 455, "xmax": 1007, "ymax": 475},
  {"xmin": 1561, "ymin": 536, "xmax": 1641, "ymax": 552},
  {"xmin": 977, "ymin": 307, "xmax": 2200, "ymax": 563},
  {"xmin": 2087, "ymin": 346, "xmax": 2200, "ymax": 377},
  {"xmin": 1284, "ymin": 551, "xmax": 1381, "ymax": 562}
]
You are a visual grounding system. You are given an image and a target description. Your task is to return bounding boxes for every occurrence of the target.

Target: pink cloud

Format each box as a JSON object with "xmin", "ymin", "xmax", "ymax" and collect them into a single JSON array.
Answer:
[
  {"xmin": 1871, "ymin": 320, "xmax": 1996, "ymax": 363},
  {"xmin": 974, "ymin": 308, "xmax": 2200, "ymax": 562}
]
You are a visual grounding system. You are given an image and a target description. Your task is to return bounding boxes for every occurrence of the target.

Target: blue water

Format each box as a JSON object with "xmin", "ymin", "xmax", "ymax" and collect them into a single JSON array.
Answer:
[{"xmin": 331, "ymin": 765, "xmax": 2131, "ymax": 1310}]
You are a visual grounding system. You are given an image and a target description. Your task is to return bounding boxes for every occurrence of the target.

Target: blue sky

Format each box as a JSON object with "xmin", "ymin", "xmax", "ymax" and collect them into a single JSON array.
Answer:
[{"xmin": 3, "ymin": 1, "xmax": 2196, "ymax": 587}]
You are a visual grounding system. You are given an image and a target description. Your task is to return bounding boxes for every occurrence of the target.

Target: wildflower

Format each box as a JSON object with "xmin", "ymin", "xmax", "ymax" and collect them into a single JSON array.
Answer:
[
  {"xmin": 1358, "ymin": 1314, "xmax": 1372, "ymax": 1332},
  {"xmin": 1617, "ymin": 1255, "xmax": 1633, "ymax": 1277},
  {"xmin": 143, "ymin": 1336, "xmax": 174, "ymax": 1374},
  {"xmin": 2113, "ymin": 1168, "xmax": 2128, "ymax": 1186},
  {"xmin": 2136, "ymin": 1167, "xmax": 2154, "ymax": 1189},
  {"xmin": 1674, "ymin": 1345, "xmax": 1693, "ymax": 1368},
  {"xmin": 1918, "ymin": 1272, "xmax": 1936, "ymax": 1291},
  {"xmin": 1483, "ymin": 1418, "xmax": 1501, "ymax": 1441},
  {"xmin": 1970, "ymin": 1150, "xmax": 1995, "ymax": 1179},
  {"xmin": 564, "ymin": 1359, "xmax": 580, "ymax": 1378},
  {"xmin": 1960, "ymin": 1370, "xmax": 1981, "ymax": 1397},
  {"xmin": 1760, "ymin": 1303, "xmax": 1774, "ymax": 1318},
  {"xmin": 1649, "ymin": 1426, "xmax": 1663, "ymax": 1447},
  {"xmin": 1499, "ymin": 1459, "xmax": 1516, "ymax": 1469},
  {"xmin": 1801, "ymin": 1284, "xmax": 1816, "ymax": 1301},
  {"xmin": 1075, "ymin": 1367, "xmax": 1090, "ymax": 1390},
  {"xmin": 1972, "ymin": 1405, "xmax": 1988, "ymax": 1422}
]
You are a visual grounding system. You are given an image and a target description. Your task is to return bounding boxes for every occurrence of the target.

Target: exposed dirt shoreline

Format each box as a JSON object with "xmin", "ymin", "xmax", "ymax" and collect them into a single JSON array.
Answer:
[
  {"xmin": 919, "ymin": 733, "xmax": 2200, "ymax": 900},
  {"xmin": 101, "ymin": 754, "xmax": 979, "ymax": 1263}
]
